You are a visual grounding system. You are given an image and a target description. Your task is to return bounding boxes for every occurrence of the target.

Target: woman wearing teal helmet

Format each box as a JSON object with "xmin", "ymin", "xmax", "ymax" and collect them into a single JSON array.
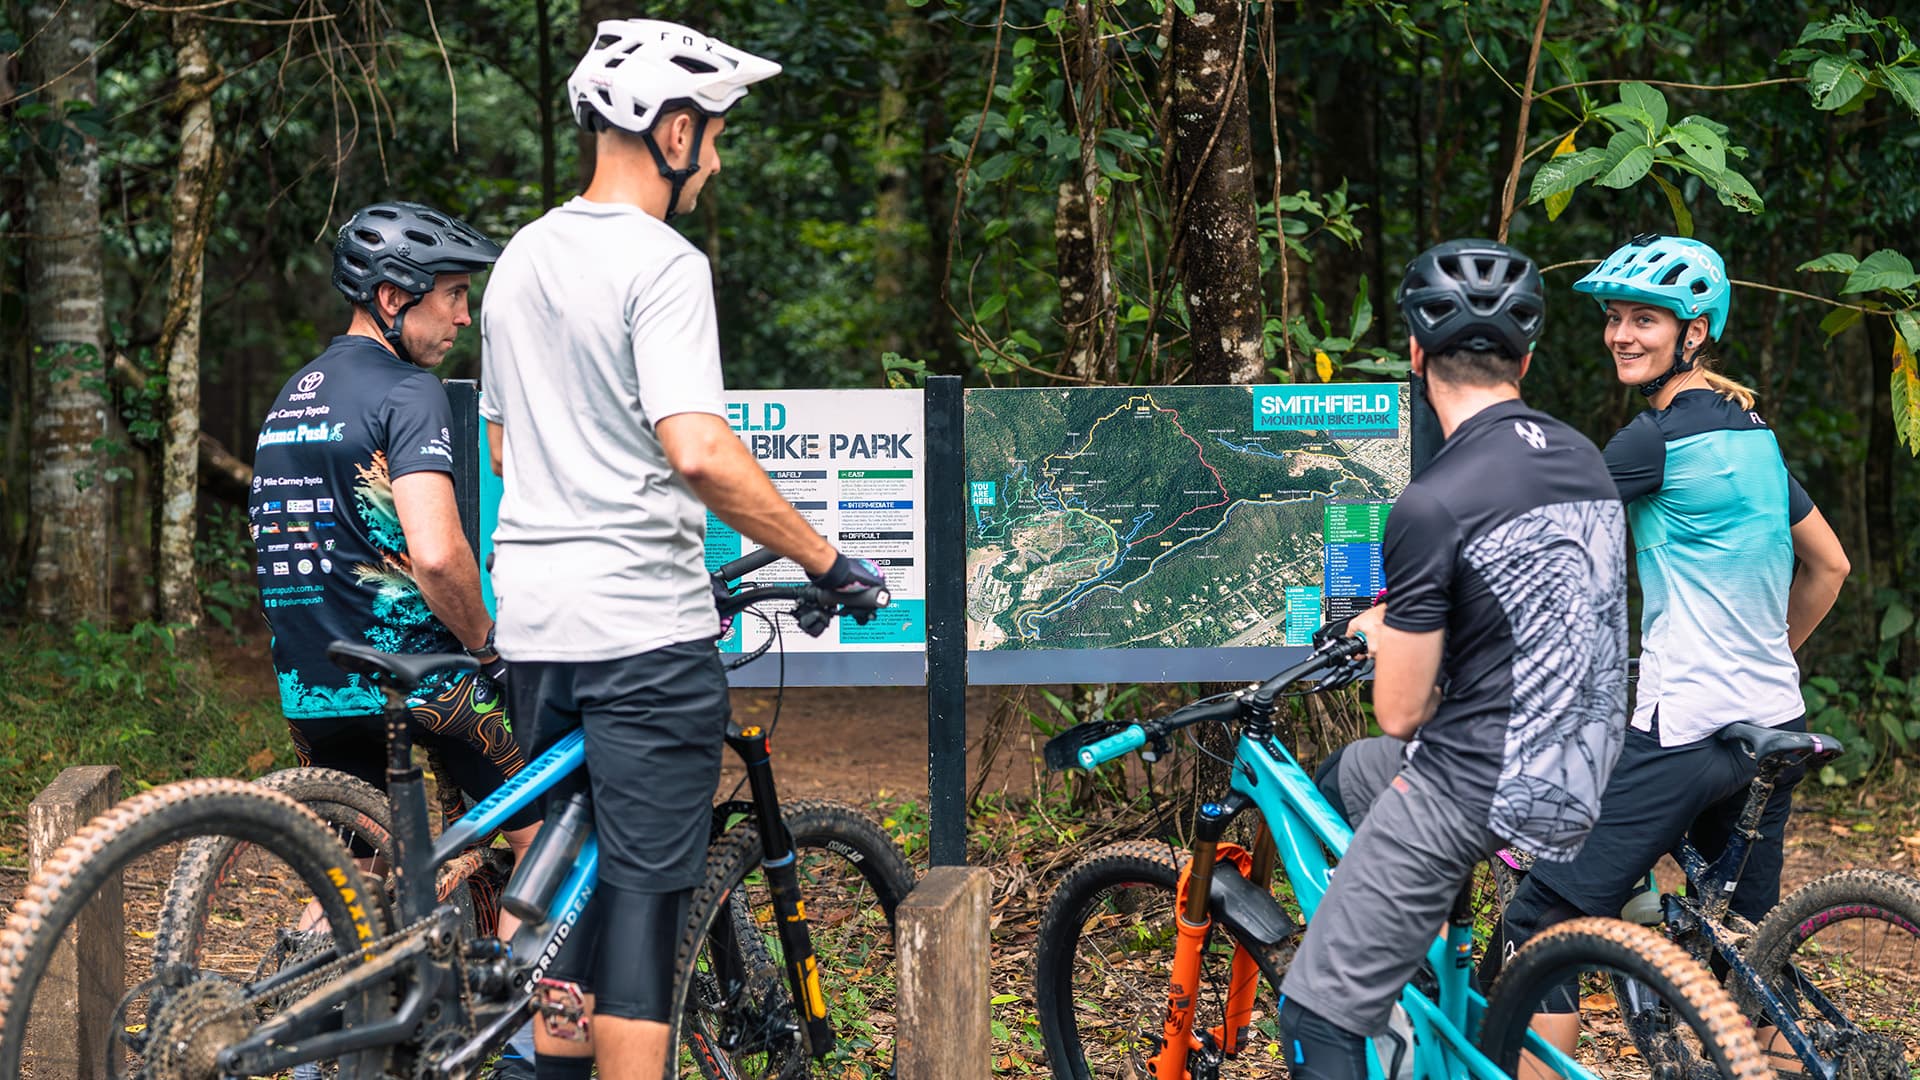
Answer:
[{"xmin": 1501, "ymin": 233, "xmax": 1852, "ymax": 1060}]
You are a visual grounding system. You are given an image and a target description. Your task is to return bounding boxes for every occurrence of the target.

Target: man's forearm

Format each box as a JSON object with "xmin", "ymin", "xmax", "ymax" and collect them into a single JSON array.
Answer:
[
  {"xmin": 416, "ymin": 557, "xmax": 494, "ymax": 652},
  {"xmin": 685, "ymin": 456, "xmax": 836, "ymax": 575}
]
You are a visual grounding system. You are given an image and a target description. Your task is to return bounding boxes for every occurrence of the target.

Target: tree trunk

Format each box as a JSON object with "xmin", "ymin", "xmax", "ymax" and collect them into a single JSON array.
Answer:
[
  {"xmin": 23, "ymin": 0, "xmax": 110, "ymax": 625},
  {"xmin": 874, "ymin": 0, "xmax": 919, "ymax": 361},
  {"xmin": 155, "ymin": 15, "xmax": 223, "ymax": 630},
  {"xmin": 574, "ymin": 0, "xmax": 624, "ymax": 189},
  {"xmin": 1057, "ymin": 0, "xmax": 1117, "ymax": 384},
  {"xmin": 1169, "ymin": 0, "xmax": 1262, "ymax": 385},
  {"xmin": 536, "ymin": 0, "xmax": 557, "ymax": 205}
]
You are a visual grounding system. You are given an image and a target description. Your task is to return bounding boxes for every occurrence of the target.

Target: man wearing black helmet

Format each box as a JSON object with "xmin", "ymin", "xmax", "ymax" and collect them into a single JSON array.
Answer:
[
  {"xmin": 248, "ymin": 200, "xmax": 542, "ymax": 946},
  {"xmin": 1277, "ymin": 240, "xmax": 1628, "ymax": 1078}
]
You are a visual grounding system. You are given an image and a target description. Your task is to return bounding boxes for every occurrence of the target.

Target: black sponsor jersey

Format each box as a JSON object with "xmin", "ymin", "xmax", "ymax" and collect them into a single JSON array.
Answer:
[
  {"xmin": 1383, "ymin": 399, "xmax": 1629, "ymax": 859},
  {"xmin": 249, "ymin": 335, "xmax": 459, "ymax": 718}
]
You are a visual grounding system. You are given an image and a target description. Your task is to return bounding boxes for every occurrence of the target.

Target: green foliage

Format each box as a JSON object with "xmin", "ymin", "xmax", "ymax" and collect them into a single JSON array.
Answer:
[
  {"xmin": 1804, "ymin": 588, "xmax": 1920, "ymax": 786},
  {"xmin": 0, "ymin": 626, "xmax": 287, "ymax": 855},
  {"xmin": 1528, "ymin": 83, "xmax": 1763, "ymax": 224},
  {"xmin": 1782, "ymin": 7, "xmax": 1920, "ymax": 119},
  {"xmin": 1800, "ymin": 247, "xmax": 1920, "ymax": 452},
  {"xmin": 197, "ymin": 504, "xmax": 260, "ymax": 642}
]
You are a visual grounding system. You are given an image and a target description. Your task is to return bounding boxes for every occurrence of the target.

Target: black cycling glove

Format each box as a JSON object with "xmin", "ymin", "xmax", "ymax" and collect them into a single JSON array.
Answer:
[{"xmin": 810, "ymin": 553, "xmax": 886, "ymax": 594}]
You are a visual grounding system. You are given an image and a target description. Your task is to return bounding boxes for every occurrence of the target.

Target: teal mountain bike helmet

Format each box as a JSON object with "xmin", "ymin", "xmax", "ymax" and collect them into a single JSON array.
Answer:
[{"xmin": 1574, "ymin": 234, "xmax": 1730, "ymax": 396}]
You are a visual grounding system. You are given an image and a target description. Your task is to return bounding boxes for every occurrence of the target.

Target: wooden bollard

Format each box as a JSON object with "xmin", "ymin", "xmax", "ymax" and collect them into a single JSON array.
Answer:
[
  {"xmin": 895, "ymin": 865, "xmax": 991, "ymax": 1080},
  {"xmin": 26, "ymin": 765, "xmax": 122, "ymax": 1080}
]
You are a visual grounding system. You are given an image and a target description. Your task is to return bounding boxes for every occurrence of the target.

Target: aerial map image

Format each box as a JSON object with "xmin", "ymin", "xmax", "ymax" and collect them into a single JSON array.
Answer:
[{"xmin": 964, "ymin": 383, "xmax": 1412, "ymax": 652}]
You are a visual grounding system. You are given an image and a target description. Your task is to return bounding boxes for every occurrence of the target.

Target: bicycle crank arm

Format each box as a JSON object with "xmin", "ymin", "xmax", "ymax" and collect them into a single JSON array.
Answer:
[{"xmin": 433, "ymin": 995, "xmax": 534, "ymax": 1080}]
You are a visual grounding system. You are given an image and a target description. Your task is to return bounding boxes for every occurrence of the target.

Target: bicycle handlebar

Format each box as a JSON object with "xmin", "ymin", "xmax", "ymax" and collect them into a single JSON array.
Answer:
[
  {"xmin": 709, "ymin": 548, "xmax": 890, "ymax": 635},
  {"xmin": 1074, "ymin": 630, "xmax": 1370, "ymax": 770}
]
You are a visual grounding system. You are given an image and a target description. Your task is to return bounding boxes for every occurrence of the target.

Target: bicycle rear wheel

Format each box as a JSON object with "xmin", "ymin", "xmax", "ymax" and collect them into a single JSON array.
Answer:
[
  {"xmin": 673, "ymin": 799, "xmax": 915, "ymax": 1079},
  {"xmin": 1745, "ymin": 868, "xmax": 1920, "ymax": 1078},
  {"xmin": 1481, "ymin": 917, "xmax": 1770, "ymax": 1080},
  {"xmin": 0, "ymin": 778, "xmax": 390, "ymax": 1078},
  {"xmin": 1033, "ymin": 841, "xmax": 1297, "ymax": 1080}
]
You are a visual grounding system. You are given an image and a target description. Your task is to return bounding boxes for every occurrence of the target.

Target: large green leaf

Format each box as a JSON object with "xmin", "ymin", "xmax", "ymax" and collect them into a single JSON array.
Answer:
[
  {"xmin": 1707, "ymin": 166, "xmax": 1765, "ymax": 214},
  {"xmin": 1797, "ymin": 252, "xmax": 1860, "ymax": 274},
  {"xmin": 1840, "ymin": 250, "xmax": 1919, "ymax": 295},
  {"xmin": 1650, "ymin": 172, "xmax": 1693, "ymax": 236},
  {"xmin": 1875, "ymin": 63, "xmax": 1920, "ymax": 119},
  {"xmin": 1819, "ymin": 306, "xmax": 1864, "ymax": 339},
  {"xmin": 1527, "ymin": 147, "xmax": 1609, "ymax": 203},
  {"xmin": 1598, "ymin": 145, "xmax": 1656, "ymax": 189},
  {"xmin": 1619, "ymin": 82, "xmax": 1669, "ymax": 133},
  {"xmin": 1350, "ymin": 275, "xmax": 1374, "ymax": 341},
  {"xmin": 1667, "ymin": 122, "xmax": 1726, "ymax": 174},
  {"xmin": 1809, "ymin": 55, "xmax": 1870, "ymax": 110},
  {"xmin": 1897, "ymin": 311, "xmax": 1920, "ymax": 357}
]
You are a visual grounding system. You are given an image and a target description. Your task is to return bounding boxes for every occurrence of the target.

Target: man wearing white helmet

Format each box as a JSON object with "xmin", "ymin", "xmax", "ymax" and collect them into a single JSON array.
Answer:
[{"xmin": 479, "ymin": 19, "xmax": 884, "ymax": 1080}]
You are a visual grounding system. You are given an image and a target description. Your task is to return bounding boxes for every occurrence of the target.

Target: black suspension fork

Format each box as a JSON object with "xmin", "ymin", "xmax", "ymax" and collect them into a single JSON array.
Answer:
[
  {"xmin": 726, "ymin": 722, "xmax": 834, "ymax": 1058},
  {"xmin": 382, "ymin": 686, "xmax": 438, "ymax": 927}
]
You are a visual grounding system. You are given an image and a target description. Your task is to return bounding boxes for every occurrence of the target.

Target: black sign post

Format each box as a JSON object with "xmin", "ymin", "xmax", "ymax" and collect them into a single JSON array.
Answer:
[
  {"xmin": 444, "ymin": 379, "xmax": 483, "ymax": 557},
  {"xmin": 923, "ymin": 375, "xmax": 968, "ymax": 867}
]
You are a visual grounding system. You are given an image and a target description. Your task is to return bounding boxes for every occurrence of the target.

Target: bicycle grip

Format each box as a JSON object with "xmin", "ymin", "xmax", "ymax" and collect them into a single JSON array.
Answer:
[{"xmin": 1077, "ymin": 726, "xmax": 1146, "ymax": 770}]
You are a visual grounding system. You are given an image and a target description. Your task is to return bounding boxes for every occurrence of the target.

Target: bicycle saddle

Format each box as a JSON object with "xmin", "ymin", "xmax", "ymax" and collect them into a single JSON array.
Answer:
[
  {"xmin": 326, "ymin": 640, "xmax": 477, "ymax": 692},
  {"xmin": 1714, "ymin": 722, "xmax": 1840, "ymax": 764}
]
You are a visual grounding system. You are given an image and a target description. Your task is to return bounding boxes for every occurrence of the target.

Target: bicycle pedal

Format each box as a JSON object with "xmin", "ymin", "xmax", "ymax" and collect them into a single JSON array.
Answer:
[{"xmin": 534, "ymin": 977, "xmax": 591, "ymax": 1042}]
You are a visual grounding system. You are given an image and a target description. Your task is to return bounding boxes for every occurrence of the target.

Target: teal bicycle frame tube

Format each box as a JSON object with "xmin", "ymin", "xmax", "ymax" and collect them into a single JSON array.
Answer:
[
  {"xmin": 432, "ymin": 729, "xmax": 588, "ymax": 862},
  {"xmin": 1230, "ymin": 734, "xmax": 1600, "ymax": 1080}
]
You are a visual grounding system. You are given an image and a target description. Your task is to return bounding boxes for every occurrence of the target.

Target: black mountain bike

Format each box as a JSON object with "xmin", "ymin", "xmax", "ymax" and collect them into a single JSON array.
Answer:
[{"xmin": 0, "ymin": 548, "xmax": 915, "ymax": 1079}]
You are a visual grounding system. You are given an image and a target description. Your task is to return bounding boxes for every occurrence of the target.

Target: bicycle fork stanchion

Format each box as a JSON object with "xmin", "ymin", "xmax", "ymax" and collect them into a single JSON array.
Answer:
[{"xmin": 728, "ymin": 722, "xmax": 835, "ymax": 1058}]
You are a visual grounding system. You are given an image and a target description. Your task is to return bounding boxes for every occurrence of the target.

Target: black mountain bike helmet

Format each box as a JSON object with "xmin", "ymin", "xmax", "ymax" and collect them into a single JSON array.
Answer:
[
  {"xmin": 1396, "ymin": 239, "xmax": 1545, "ymax": 361},
  {"xmin": 332, "ymin": 201, "xmax": 502, "ymax": 362}
]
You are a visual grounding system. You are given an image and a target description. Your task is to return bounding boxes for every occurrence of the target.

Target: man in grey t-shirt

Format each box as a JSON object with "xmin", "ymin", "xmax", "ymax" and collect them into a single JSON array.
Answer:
[{"xmin": 479, "ymin": 20, "xmax": 883, "ymax": 1080}]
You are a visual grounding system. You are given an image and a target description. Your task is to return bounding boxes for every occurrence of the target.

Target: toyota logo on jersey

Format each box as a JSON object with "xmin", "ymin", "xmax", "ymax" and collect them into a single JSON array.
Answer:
[{"xmin": 297, "ymin": 372, "xmax": 325, "ymax": 393}]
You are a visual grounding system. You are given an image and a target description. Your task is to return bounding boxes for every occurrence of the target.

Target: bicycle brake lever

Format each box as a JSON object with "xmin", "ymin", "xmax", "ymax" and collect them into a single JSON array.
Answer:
[{"xmin": 794, "ymin": 604, "xmax": 832, "ymax": 637}]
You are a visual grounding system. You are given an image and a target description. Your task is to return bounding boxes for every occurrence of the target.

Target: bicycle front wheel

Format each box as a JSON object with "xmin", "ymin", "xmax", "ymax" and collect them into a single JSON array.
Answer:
[
  {"xmin": 0, "ymin": 778, "xmax": 391, "ymax": 1078},
  {"xmin": 1033, "ymin": 841, "xmax": 1295, "ymax": 1080},
  {"xmin": 673, "ymin": 799, "xmax": 916, "ymax": 1079},
  {"xmin": 1745, "ymin": 868, "xmax": 1920, "ymax": 1077},
  {"xmin": 1481, "ymin": 917, "xmax": 1770, "ymax": 1080}
]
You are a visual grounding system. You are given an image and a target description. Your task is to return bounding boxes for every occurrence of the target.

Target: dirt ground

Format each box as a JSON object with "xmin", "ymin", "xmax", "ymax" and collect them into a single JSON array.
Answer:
[{"xmin": 3, "ymin": 664, "xmax": 1917, "ymax": 1076}]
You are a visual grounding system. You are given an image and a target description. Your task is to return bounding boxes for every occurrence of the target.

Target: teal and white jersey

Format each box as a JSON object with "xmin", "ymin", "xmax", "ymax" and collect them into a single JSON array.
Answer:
[{"xmin": 1603, "ymin": 390, "xmax": 1814, "ymax": 746}]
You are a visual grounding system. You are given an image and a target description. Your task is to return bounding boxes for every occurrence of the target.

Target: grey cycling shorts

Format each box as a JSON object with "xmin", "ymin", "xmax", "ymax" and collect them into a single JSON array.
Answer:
[{"xmin": 1280, "ymin": 761, "xmax": 1501, "ymax": 1036}]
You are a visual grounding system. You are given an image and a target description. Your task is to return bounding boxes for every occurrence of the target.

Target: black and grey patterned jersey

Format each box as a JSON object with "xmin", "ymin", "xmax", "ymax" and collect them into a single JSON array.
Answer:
[{"xmin": 1384, "ymin": 399, "xmax": 1628, "ymax": 860}]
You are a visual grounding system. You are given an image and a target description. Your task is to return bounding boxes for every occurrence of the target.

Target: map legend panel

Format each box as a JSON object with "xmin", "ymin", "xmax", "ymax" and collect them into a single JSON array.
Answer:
[
  {"xmin": 710, "ymin": 389, "xmax": 925, "ymax": 656},
  {"xmin": 1284, "ymin": 586, "xmax": 1322, "ymax": 646},
  {"xmin": 1322, "ymin": 501, "xmax": 1391, "ymax": 617}
]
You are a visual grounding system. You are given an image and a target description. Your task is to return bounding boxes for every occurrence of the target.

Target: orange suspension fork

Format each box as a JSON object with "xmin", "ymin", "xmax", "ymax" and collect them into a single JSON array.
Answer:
[{"xmin": 1149, "ymin": 796, "xmax": 1261, "ymax": 1080}]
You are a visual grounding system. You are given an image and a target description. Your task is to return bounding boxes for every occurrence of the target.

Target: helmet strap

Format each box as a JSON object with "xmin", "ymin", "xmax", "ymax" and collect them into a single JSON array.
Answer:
[
  {"xmin": 1636, "ymin": 338, "xmax": 1697, "ymax": 398},
  {"xmin": 363, "ymin": 293, "xmax": 425, "ymax": 366},
  {"xmin": 641, "ymin": 113, "xmax": 711, "ymax": 222}
]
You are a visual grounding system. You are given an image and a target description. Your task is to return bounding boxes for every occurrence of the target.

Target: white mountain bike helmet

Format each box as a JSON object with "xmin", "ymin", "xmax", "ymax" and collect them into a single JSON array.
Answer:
[{"xmin": 567, "ymin": 19, "xmax": 781, "ymax": 219}]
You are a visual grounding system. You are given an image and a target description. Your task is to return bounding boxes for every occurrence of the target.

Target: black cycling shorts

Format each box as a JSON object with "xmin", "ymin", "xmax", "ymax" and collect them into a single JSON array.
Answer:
[{"xmin": 287, "ymin": 670, "xmax": 540, "ymax": 833}]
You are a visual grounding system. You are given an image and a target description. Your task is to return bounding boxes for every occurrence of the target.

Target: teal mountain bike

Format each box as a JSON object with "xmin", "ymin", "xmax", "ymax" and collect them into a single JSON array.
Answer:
[{"xmin": 1033, "ymin": 629, "xmax": 1771, "ymax": 1080}]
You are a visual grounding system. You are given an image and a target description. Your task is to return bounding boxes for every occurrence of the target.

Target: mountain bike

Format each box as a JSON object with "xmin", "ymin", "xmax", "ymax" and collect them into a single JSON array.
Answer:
[
  {"xmin": 0, "ymin": 547, "xmax": 913, "ymax": 1079},
  {"xmin": 1477, "ymin": 667, "xmax": 1919, "ymax": 1080},
  {"xmin": 1033, "ymin": 628, "xmax": 1771, "ymax": 1080}
]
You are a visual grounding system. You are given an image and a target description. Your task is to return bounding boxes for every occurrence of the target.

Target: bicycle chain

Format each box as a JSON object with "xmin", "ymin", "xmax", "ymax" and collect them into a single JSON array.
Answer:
[{"xmin": 163, "ymin": 914, "xmax": 442, "ymax": 1073}]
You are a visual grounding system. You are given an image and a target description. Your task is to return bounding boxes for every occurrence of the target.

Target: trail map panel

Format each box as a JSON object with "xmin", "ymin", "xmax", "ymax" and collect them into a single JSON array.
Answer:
[{"xmin": 964, "ymin": 384, "xmax": 1410, "ymax": 681}]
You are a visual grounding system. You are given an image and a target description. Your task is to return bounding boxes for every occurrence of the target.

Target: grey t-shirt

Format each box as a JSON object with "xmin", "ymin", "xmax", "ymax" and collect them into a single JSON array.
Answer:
[{"xmin": 480, "ymin": 197, "xmax": 726, "ymax": 661}]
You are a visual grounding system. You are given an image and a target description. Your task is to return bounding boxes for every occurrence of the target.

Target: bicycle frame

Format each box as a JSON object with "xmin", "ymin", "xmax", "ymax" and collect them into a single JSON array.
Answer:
[{"xmin": 1156, "ymin": 727, "xmax": 1601, "ymax": 1080}]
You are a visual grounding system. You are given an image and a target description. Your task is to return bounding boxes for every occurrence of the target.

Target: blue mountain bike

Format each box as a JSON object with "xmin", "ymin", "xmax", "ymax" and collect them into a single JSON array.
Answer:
[
  {"xmin": 0, "ymin": 548, "xmax": 914, "ymax": 1079},
  {"xmin": 1032, "ymin": 628, "xmax": 1771, "ymax": 1080}
]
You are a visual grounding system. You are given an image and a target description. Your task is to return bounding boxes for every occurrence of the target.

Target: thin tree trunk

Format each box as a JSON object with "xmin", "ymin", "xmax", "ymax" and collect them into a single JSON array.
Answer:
[
  {"xmin": 1057, "ymin": 0, "xmax": 1117, "ymax": 384},
  {"xmin": 1169, "ymin": 0, "xmax": 1262, "ymax": 385},
  {"xmin": 536, "ymin": 0, "xmax": 557, "ymax": 205},
  {"xmin": 574, "ymin": 0, "xmax": 624, "ymax": 188},
  {"xmin": 155, "ymin": 15, "xmax": 223, "ymax": 629},
  {"xmin": 23, "ymin": 0, "xmax": 110, "ymax": 625},
  {"xmin": 874, "ymin": 0, "xmax": 919, "ymax": 360}
]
